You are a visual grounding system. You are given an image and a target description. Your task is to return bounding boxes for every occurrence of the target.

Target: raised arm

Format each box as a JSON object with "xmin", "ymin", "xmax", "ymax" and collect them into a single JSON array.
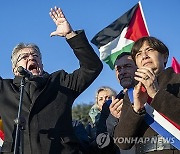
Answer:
[{"xmin": 49, "ymin": 6, "xmax": 103, "ymax": 99}]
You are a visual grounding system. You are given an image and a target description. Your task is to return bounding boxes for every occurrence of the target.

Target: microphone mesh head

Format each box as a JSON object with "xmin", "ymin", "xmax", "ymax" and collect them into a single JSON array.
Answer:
[{"xmin": 17, "ymin": 66, "xmax": 24, "ymax": 75}]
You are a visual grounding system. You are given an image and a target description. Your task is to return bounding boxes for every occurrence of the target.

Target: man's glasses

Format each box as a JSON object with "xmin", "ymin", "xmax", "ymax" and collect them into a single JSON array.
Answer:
[{"xmin": 15, "ymin": 52, "xmax": 39, "ymax": 67}]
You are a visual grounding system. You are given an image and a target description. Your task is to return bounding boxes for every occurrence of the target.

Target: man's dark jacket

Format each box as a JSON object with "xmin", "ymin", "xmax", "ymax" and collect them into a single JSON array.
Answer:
[
  {"xmin": 0, "ymin": 30, "xmax": 103, "ymax": 154},
  {"xmin": 114, "ymin": 67, "xmax": 180, "ymax": 154}
]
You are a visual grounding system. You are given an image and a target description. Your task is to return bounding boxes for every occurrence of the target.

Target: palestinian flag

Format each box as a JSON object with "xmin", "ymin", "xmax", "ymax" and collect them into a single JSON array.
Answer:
[{"xmin": 91, "ymin": 1, "xmax": 149, "ymax": 69}]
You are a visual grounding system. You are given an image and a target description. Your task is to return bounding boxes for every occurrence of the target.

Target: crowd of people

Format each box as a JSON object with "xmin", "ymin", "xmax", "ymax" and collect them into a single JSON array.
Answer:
[{"xmin": 0, "ymin": 5, "xmax": 179, "ymax": 154}]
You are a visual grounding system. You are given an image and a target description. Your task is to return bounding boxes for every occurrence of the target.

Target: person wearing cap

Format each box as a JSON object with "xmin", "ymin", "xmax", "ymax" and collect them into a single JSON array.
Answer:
[
  {"xmin": 0, "ymin": 6, "xmax": 102, "ymax": 154},
  {"xmin": 114, "ymin": 36, "xmax": 180, "ymax": 153}
]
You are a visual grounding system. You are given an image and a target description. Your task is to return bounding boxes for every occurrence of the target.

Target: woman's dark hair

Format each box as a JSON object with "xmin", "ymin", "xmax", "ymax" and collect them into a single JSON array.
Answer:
[{"xmin": 131, "ymin": 36, "xmax": 169, "ymax": 66}]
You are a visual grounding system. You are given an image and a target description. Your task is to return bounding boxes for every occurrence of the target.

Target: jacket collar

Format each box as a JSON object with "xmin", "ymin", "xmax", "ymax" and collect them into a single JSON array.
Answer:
[{"xmin": 13, "ymin": 71, "xmax": 50, "ymax": 88}]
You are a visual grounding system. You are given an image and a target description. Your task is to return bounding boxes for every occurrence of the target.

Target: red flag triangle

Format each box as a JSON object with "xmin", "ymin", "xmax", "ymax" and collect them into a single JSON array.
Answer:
[
  {"xmin": 171, "ymin": 57, "xmax": 180, "ymax": 73},
  {"xmin": 125, "ymin": 2, "xmax": 149, "ymax": 41},
  {"xmin": 0, "ymin": 130, "xmax": 4, "ymax": 140}
]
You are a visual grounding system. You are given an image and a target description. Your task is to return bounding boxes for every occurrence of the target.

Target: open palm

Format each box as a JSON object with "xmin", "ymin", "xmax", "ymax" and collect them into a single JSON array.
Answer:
[{"xmin": 49, "ymin": 7, "xmax": 72, "ymax": 37}]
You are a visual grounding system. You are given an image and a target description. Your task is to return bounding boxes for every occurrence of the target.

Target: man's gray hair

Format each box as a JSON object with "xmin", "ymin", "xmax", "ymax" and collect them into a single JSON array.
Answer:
[{"xmin": 11, "ymin": 43, "xmax": 42, "ymax": 69}]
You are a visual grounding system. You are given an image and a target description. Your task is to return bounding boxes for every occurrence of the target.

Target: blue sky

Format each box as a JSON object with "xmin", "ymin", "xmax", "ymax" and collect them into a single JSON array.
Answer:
[{"xmin": 0, "ymin": 0, "xmax": 180, "ymax": 105}]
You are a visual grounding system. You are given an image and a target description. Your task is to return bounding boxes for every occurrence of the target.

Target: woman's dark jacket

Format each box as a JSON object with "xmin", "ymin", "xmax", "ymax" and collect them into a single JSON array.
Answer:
[
  {"xmin": 0, "ymin": 30, "xmax": 103, "ymax": 154},
  {"xmin": 114, "ymin": 67, "xmax": 180, "ymax": 154}
]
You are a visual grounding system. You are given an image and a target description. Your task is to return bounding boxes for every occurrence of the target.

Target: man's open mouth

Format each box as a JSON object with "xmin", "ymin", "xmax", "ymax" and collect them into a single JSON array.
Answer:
[{"xmin": 28, "ymin": 63, "xmax": 38, "ymax": 72}]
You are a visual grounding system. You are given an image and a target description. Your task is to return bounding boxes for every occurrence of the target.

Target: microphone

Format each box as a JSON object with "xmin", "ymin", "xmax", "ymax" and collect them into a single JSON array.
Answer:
[{"xmin": 17, "ymin": 66, "xmax": 32, "ymax": 79}]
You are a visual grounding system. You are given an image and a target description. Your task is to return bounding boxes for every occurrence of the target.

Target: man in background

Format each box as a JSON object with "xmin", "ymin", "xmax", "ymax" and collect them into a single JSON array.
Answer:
[{"xmin": 97, "ymin": 52, "xmax": 137, "ymax": 154}]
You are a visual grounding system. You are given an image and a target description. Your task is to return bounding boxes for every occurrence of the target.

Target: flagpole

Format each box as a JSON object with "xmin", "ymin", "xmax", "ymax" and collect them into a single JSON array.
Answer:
[{"xmin": 138, "ymin": 1, "xmax": 150, "ymax": 36}]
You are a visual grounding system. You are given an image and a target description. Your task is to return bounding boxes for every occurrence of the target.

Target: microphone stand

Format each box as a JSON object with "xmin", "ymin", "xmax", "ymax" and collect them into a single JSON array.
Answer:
[{"xmin": 14, "ymin": 76, "xmax": 26, "ymax": 154}]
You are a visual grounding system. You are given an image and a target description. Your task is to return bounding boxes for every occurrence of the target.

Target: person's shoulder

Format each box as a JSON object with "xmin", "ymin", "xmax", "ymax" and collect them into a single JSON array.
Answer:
[
  {"xmin": 51, "ymin": 69, "xmax": 66, "ymax": 75},
  {"xmin": 2, "ymin": 78, "xmax": 13, "ymax": 83},
  {"xmin": 50, "ymin": 69, "xmax": 68, "ymax": 78},
  {"xmin": 164, "ymin": 67, "xmax": 180, "ymax": 81},
  {"xmin": 0, "ymin": 78, "xmax": 14, "ymax": 90}
]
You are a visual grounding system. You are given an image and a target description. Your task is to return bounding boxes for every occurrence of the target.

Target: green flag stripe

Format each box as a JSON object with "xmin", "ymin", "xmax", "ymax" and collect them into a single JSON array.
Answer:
[{"xmin": 103, "ymin": 43, "xmax": 134, "ymax": 69}]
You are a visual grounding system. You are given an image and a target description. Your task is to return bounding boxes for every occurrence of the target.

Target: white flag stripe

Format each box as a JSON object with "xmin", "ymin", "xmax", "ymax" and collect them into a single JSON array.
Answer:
[
  {"xmin": 0, "ymin": 137, "xmax": 3, "ymax": 147},
  {"xmin": 145, "ymin": 103, "xmax": 180, "ymax": 141},
  {"xmin": 99, "ymin": 27, "xmax": 133, "ymax": 60}
]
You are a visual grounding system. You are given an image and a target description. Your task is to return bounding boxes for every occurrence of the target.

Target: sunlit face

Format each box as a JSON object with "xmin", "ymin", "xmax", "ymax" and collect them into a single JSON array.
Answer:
[
  {"xmin": 13, "ymin": 48, "xmax": 43, "ymax": 76},
  {"xmin": 135, "ymin": 41, "xmax": 167, "ymax": 75},
  {"xmin": 115, "ymin": 55, "xmax": 137, "ymax": 89},
  {"xmin": 97, "ymin": 90, "xmax": 112, "ymax": 110}
]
